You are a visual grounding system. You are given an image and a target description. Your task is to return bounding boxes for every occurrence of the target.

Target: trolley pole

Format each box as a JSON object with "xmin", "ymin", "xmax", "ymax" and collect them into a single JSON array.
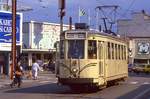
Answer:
[{"xmin": 11, "ymin": 0, "xmax": 17, "ymax": 80}]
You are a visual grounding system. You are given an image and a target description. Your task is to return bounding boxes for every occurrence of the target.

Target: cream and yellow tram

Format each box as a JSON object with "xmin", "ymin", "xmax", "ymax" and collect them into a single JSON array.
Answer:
[{"xmin": 56, "ymin": 29, "xmax": 128, "ymax": 89}]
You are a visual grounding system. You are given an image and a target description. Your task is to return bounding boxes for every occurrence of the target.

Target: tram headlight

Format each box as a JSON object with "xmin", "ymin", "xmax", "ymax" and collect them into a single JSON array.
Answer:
[{"xmin": 72, "ymin": 68, "xmax": 78, "ymax": 74}]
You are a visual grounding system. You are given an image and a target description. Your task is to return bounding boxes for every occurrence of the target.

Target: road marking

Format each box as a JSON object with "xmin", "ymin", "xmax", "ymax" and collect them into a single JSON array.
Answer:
[
  {"xmin": 39, "ymin": 81, "xmax": 57, "ymax": 84},
  {"xmin": 0, "ymin": 85, "xmax": 2, "ymax": 88},
  {"xmin": 129, "ymin": 81, "xmax": 150, "ymax": 85},
  {"xmin": 143, "ymin": 82, "xmax": 150, "ymax": 85},
  {"xmin": 130, "ymin": 81, "xmax": 138, "ymax": 84},
  {"xmin": 133, "ymin": 87, "xmax": 150, "ymax": 99},
  {"xmin": 39, "ymin": 81, "xmax": 50, "ymax": 84}
]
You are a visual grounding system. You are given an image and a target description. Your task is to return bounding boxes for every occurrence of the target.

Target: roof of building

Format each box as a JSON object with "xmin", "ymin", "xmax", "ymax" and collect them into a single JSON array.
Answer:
[
  {"xmin": 118, "ymin": 11, "xmax": 150, "ymax": 37},
  {"xmin": 23, "ymin": 21, "xmax": 71, "ymax": 27}
]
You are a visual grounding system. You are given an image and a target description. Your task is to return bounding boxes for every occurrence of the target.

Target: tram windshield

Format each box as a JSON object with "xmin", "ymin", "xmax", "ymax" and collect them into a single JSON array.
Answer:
[{"xmin": 68, "ymin": 40, "xmax": 84, "ymax": 59}]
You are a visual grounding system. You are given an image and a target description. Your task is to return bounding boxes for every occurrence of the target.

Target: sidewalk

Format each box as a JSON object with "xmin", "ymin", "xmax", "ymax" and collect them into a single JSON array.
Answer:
[
  {"xmin": 0, "ymin": 70, "xmax": 56, "ymax": 89},
  {"xmin": 0, "ymin": 75, "xmax": 11, "ymax": 88}
]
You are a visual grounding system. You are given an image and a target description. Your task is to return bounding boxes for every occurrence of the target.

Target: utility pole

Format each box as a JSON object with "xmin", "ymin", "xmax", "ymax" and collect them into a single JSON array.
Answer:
[
  {"xmin": 11, "ymin": 0, "xmax": 17, "ymax": 80},
  {"xmin": 58, "ymin": 0, "xmax": 65, "ymax": 33},
  {"xmin": 69, "ymin": 16, "xmax": 72, "ymax": 30}
]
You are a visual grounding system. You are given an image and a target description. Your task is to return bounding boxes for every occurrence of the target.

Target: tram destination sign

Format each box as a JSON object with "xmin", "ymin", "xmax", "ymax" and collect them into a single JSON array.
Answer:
[
  {"xmin": 66, "ymin": 32, "xmax": 86, "ymax": 39},
  {"xmin": 0, "ymin": 11, "xmax": 22, "ymax": 51}
]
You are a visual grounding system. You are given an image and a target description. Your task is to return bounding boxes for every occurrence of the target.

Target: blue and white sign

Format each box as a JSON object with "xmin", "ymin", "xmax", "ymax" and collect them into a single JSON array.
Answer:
[
  {"xmin": 0, "ymin": 11, "xmax": 22, "ymax": 51},
  {"xmin": 138, "ymin": 42, "xmax": 150, "ymax": 54}
]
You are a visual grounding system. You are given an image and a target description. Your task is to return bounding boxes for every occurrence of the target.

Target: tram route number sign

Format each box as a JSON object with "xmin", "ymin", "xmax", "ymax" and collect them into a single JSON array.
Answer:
[{"xmin": 0, "ymin": 11, "xmax": 22, "ymax": 51}]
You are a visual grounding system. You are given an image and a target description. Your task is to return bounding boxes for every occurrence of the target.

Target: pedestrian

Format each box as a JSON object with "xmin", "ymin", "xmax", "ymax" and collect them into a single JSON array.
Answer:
[
  {"xmin": 32, "ymin": 60, "xmax": 40, "ymax": 80},
  {"xmin": 10, "ymin": 64, "xmax": 23, "ymax": 88}
]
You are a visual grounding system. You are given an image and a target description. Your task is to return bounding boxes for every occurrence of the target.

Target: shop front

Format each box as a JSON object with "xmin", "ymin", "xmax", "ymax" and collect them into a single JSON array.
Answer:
[
  {"xmin": 0, "ymin": 52, "xmax": 10, "ymax": 75},
  {"xmin": 22, "ymin": 49, "xmax": 55, "ymax": 70},
  {"xmin": 0, "ymin": 11, "xmax": 22, "ymax": 76}
]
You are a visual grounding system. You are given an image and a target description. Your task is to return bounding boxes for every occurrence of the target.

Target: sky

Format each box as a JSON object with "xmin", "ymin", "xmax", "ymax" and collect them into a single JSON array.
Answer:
[{"xmin": 16, "ymin": 0, "xmax": 150, "ymax": 30}]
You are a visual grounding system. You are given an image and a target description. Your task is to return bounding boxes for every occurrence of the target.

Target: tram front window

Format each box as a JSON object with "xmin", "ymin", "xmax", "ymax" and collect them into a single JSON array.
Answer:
[{"xmin": 68, "ymin": 40, "xmax": 84, "ymax": 59}]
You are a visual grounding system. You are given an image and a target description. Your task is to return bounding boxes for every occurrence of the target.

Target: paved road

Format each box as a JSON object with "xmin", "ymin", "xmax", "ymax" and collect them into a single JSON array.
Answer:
[{"xmin": 0, "ymin": 72, "xmax": 149, "ymax": 99}]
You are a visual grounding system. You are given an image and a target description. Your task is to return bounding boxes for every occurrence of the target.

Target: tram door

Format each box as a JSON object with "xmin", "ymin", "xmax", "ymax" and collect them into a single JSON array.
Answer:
[{"xmin": 98, "ymin": 41, "xmax": 105, "ymax": 76}]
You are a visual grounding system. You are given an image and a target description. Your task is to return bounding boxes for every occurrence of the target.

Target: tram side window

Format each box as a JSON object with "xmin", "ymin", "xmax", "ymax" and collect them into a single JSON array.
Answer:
[
  {"xmin": 88, "ymin": 40, "xmax": 97, "ymax": 59},
  {"xmin": 118, "ymin": 45, "xmax": 121, "ymax": 60},
  {"xmin": 115, "ymin": 44, "xmax": 117, "ymax": 59},
  {"xmin": 60, "ymin": 40, "xmax": 64, "ymax": 59},
  {"xmin": 108, "ymin": 42, "xmax": 111, "ymax": 59},
  {"xmin": 112, "ymin": 43, "xmax": 114, "ymax": 59},
  {"xmin": 121, "ymin": 45, "xmax": 124, "ymax": 60},
  {"xmin": 124, "ymin": 46, "xmax": 127, "ymax": 60}
]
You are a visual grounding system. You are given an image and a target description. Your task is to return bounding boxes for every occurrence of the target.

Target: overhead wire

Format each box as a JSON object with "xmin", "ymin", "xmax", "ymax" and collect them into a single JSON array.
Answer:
[{"xmin": 120, "ymin": 0, "xmax": 136, "ymax": 18}]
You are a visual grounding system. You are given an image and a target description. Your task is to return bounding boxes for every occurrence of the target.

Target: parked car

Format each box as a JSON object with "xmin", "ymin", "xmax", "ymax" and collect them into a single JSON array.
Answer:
[
  {"xmin": 42, "ymin": 60, "xmax": 55, "ymax": 71},
  {"xmin": 143, "ymin": 65, "xmax": 150, "ymax": 74},
  {"xmin": 128, "ymin": 64, "xmax": 134, "ymax": 72},
  {"xmin": 132, "ymin": 64, "xmax": 144, "ymax": 74}
]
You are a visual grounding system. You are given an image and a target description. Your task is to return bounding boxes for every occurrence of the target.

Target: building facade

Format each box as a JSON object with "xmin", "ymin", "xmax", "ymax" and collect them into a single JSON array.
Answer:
[
  {"xmin": 117, "ymin": 11, "xmax": 150, "ymax": 65},
  {"xmin": 0, "ymin": 0, "xmax": 9, "ymax": 11},
  {"xmin": 0, "ymin": 11, "xmax": 22, "ymax": 75},
  {"xmin": 22, "ymin": 21, "xmax": 70, "ymax": 67},
  {"xmin": 0, "ymin": 0, "xmax": 12, "ymax": 76}
]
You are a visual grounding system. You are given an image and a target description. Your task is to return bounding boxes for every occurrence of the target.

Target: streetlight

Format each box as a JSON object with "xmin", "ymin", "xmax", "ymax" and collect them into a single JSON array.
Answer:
[{"xmin": 11, "ymin": 0, "xmax": 17, "ymax": 80}]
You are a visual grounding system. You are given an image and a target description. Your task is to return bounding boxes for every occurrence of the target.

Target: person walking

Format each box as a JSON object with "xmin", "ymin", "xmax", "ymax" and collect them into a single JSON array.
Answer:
[
  {"xmin": 32, "ymin": 60, "xmax": 40, "ymax": 80},
  {"xmin": 10, "ymin": 65, "xmax": 23, "ymax": 88}
]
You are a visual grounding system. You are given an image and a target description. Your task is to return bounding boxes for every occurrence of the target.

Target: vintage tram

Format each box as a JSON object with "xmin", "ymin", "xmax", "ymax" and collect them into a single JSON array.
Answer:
[{"xmin": 55, "ymin": 26, "xmax": 128, "ymax": 89}]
